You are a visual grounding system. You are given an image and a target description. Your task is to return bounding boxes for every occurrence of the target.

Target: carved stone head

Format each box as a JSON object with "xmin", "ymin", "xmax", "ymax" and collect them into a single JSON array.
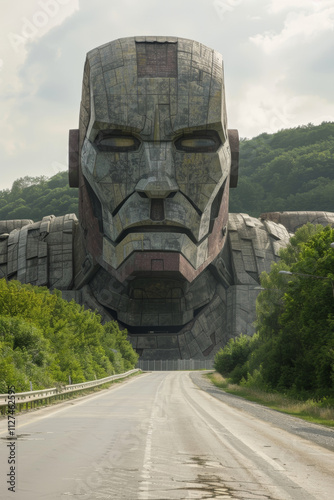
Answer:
[{"xmin": 69, "ymin": 37, "xmax": 238, "ymax": 283}]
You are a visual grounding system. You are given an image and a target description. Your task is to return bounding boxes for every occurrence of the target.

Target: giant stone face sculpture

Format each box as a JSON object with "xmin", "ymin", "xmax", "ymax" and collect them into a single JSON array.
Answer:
[
  {"xmin": 1, "ymin": 36, "xmax": 334, "ymax": 360},
  {"xmin": 70, "ymin": 37, "xmax": 236, "ymax": 283}
]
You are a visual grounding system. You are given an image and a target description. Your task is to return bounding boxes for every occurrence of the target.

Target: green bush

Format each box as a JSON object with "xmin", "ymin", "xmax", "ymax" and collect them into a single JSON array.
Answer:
[
  {"xmin": 245, "ymin": 225, "xmax": 334, "ymax": 398},
  {"xmin": 214, "ymin": 334, "xmax": 255, "ymax": 377},
  {"xmin": 0, "ymin": 279, "xmax": 139, "ymax": 392}
]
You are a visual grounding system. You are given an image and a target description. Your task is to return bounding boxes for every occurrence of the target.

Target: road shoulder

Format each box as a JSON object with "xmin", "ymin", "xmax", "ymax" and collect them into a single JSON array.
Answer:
[{"xmin": 190, "ymin": 371, "xmax": 334, "ymax": 452}]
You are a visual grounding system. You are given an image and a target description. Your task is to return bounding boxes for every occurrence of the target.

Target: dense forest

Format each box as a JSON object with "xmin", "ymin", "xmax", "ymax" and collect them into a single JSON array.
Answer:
[
  {"xmin": 214, "ymin": 223, "xmax": 334, "ymax": 399},
  {"xmin": 0, "ymin": 279, "xmax": 138, "ymax": 393},
  {"xmin": 0, "ymin": 122, "xmax": 333, "ymax": 221},
  {"xmin": 0, "ymin": 172, "xmax": 78, "ymax": 221},
  {"xmin": 230, "ymin": 121, "xmax": 334, "ymax": 216}
]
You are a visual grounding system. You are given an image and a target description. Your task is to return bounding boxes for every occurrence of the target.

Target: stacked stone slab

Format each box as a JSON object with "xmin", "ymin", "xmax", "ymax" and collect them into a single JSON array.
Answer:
[{"xmin": 0, "ymin": 215, "xmax": 76, "ymax": 289}]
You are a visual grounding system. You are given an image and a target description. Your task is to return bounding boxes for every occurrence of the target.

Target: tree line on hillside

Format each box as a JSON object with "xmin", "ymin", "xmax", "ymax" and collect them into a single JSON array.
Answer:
[
  {"xmin": 0, "ymin": 279, "xmax": 138, "ymax": 393},
  {"xmin": 0, "ymin": 172, "xmax": 78, "ymax": 221},
  {"xmin": 214, "ymin": 223, "xmax": 334, "ymax": 400},
  {"xmin": 0, "ymin": 122, "xmax": 333, "ymax": 222},
  {"xmin": 230, "ymin": 121, "xmax": 334, "ymax": 216}
]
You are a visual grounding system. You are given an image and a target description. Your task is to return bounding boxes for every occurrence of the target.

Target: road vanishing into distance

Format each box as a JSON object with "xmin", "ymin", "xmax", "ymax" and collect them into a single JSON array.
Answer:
[{"xmin": 1, "ymin": 371, "xmax": 334, "ymax": 499}]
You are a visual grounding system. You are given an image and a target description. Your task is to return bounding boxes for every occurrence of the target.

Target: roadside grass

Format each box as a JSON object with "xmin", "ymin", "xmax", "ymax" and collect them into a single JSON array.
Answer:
[{"xmin": 206, "ymin": 372, "xmax": 334, "ymax": 428}]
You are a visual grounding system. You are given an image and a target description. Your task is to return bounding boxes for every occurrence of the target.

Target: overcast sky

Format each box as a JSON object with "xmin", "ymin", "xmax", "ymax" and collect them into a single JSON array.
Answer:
[{"xmin": 0, "ymin": 0, "xmax": 333, "ymax": 190}]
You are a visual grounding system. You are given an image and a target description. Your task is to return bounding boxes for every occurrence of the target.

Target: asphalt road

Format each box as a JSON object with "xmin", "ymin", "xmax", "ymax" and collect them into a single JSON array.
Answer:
[{"xmin": 1, "ymin": 371, "xmax": 334, "ymax": 499}]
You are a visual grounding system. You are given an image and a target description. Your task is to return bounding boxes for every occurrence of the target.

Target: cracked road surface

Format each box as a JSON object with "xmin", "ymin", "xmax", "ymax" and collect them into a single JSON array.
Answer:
[{"xmin": 1, "ymin": 371, "xmax": 334, "ymax": 499}]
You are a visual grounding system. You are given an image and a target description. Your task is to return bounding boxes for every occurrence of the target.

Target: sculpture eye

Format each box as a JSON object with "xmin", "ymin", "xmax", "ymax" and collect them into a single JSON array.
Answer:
[
  {"xmin": 95, "ymin": 132, "xmax": 140, "ymax": 152},
  {"xmin": 174, "ymin": 132, "xmax": 221, "ymax": 152}
]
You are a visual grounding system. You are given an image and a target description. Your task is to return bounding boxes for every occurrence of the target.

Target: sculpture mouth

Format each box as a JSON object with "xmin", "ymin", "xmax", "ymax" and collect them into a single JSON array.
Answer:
[{"xmin": 115, "ymin": 224, "xmax": 198, "ymax": 245}]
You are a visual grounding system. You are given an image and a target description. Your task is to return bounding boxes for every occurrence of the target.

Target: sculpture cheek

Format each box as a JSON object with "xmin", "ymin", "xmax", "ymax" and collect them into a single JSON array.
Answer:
[
  {"xmin": 175, "ymin": 153, "xmax": 225, "ymax": 213},
  {"xmin": 81, "ymin": 139, "xmax": 97, "ymax": 177}
]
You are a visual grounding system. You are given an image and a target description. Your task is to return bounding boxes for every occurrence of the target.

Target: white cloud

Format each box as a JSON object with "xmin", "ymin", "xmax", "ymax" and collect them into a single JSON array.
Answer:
[
  {"xmin": 230, "ymin": 82, "xmax": 334, "ymax": 139},
  {"xmin": 229, "ymin": 82, "xmax": 291, "ymax": 137},
  {"xmin": 0, "ymin": 1, "xmax": 79, "ymax": 97},
  {"xmin": 250, "ymin": 7, "xmax": 334, "ymax": 53},
  {"xmin": 268, "ymin": 0, "xmax": 333, "ymax": 14},
  {"xmin": 0, "ymin": 1, "xmax": 80, "ymax": 188},
  {"xmin": 269, "ymin": 0, "xmax": 311, "ymax": 14},
  {"xmin": 5, "ymin": 0, "xmax": 79, "ymax": 54},
  {"xmin": 0, "ymin": 0, "xmax": 333, "ymax": 190}
]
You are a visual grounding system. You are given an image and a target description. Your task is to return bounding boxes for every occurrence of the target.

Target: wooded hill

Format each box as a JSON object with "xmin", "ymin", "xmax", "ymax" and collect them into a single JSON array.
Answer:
[
  {"xmin": 0, "ymin": 121, "xmax": 333, "ymax": 221},
  {"xmin": 230, "ymin": 121, "xmax": 334, "ymax": 216},
  {"xmin": 0, "ymin": 279, "xmax": 139, "ymax": 393},
  {"xmin": 0, "ymin": 172, "xmax": 78, "ymax": 221},
  {"xmin": 214, "ymin": 223, "xmax": 334, "ymax": 400}
]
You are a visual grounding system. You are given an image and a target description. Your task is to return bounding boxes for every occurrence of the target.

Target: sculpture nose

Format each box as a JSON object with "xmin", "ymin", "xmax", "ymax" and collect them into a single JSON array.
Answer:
[
  {"xmin": 135, "ymin": 176, "xmax": 178, "ymax": 199},
  {"xmin": 135, "ymin": 143, "xmax": 179, "ymax": 199}
]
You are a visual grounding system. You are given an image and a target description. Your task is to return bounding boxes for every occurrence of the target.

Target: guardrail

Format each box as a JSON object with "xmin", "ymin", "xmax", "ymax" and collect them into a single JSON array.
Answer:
[{"xmin": 0, "ymin": 369, "xmax": 140, "ymax": 414}]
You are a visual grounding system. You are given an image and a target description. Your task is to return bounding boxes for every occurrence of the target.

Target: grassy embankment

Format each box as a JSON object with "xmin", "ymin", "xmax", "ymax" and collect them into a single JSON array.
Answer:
[{"xmin": 207, "ymin": 372, "xmax": 334, "ymax": 428}]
